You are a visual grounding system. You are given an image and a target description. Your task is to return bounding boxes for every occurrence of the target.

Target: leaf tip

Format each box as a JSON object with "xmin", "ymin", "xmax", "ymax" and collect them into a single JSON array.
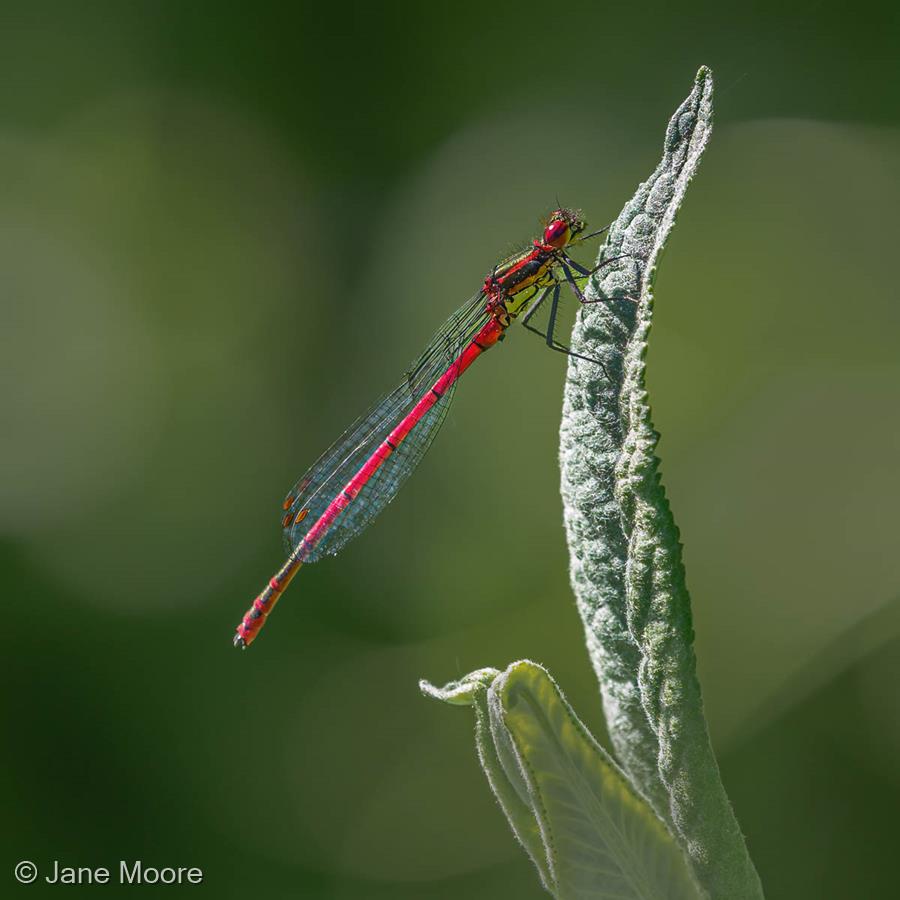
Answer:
[{"xmin": 419, "ymin": 668, "xmax": 500, "ymax": 705}]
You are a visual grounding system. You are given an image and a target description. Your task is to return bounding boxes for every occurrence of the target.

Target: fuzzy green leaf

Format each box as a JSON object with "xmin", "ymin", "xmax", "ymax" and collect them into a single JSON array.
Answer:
[
  {"xmin": 559, "ymin": 67, "xmax": 763, "ymax": 898},
  {"xmin": 422, "ymin": 667, "xmax": 554, "ymax": 890},
  {"xmin": 423, "ymin": 662, "xmax": 704, "ymax": 900}
]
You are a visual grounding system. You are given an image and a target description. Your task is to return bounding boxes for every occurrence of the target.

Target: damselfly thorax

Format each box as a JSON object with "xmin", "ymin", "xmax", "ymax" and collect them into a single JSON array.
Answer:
[{"xmin": 484, "ymin": 213, "xmax": 584, "ymax": 324}]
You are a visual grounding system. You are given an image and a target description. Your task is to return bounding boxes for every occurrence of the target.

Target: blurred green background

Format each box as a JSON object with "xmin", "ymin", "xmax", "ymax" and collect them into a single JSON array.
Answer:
[{"xmin": 3, "ymin": 1, "xmax": 899, "ymax": 897}]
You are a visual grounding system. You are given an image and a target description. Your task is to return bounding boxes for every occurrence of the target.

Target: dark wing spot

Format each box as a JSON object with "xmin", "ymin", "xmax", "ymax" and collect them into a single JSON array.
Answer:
[
  {"xmin": 281, "ymin": 512, "xmax": 293, "ymax": 528},
  {"xmin": 282, "ymin": 494, "xmax": 295, "ymax": 511},
  {"xmin": 293, "ymin": 508, "xmax": 309, "ymax": 525}
]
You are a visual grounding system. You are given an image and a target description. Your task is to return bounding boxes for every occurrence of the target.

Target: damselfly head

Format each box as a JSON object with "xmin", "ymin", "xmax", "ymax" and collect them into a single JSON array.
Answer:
[{"xmin": 543, "ymin": 208, "xmax": 585, "ymax": 249}]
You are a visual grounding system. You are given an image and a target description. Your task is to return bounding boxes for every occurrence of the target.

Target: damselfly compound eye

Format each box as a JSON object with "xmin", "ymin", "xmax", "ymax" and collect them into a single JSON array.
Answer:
[{"xmin": 543, "ymin": 217, "xmax": 571, "ymax": 249}]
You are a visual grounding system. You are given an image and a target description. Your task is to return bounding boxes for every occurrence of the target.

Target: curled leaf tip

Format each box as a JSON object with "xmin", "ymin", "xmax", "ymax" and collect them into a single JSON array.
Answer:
[{"xmin": 419, "ymin": 668, "xmax": 500, "ymax": 705}]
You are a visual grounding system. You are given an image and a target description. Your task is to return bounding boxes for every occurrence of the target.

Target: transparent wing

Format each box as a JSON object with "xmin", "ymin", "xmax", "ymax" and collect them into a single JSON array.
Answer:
[
  {"xmin": 310, "ymin": 382, "xmax": 456, "ymax": 560},
  {"xmin": 281, "ymin": 290, "xmax": 490, "ymax": 561}
]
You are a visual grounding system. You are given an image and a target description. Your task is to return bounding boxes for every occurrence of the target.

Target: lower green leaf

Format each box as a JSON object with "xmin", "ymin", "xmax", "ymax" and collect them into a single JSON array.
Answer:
[{"xmin": 422, "ymin": 662, "xmax": 705, "ymax": 900}]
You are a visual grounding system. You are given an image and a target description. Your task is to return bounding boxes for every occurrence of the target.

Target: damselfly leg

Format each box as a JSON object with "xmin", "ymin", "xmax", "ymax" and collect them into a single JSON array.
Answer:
[{"xmin": 521, "ymin": 282, "xmax": 613, "ymax": 378}]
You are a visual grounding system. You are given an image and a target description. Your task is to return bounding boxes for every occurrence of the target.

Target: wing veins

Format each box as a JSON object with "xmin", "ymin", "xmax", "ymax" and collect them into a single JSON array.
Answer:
[{"xmin": 281, "ymin": 290, "xmax": 490, "ymax": 558}]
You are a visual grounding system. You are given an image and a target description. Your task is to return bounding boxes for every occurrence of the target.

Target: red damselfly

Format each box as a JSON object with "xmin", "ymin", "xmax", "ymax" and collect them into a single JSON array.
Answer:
[{"xmin": 234, "ymin": 208, "xmax": 621, "ymax": 648}]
